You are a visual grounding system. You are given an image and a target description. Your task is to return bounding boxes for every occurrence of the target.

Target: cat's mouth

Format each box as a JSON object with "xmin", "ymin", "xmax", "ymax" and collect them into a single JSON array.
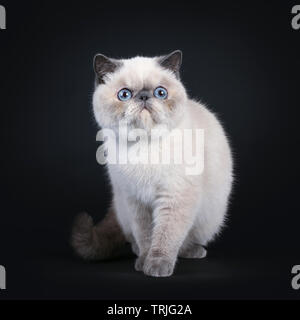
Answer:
[
  {"xmin": 127, "ymin": 102, "xmax": 159, "ymax": 128},
  {"xmin": 137, "ymin": 103, "xmax": 158, "ymax": 127},
  {"xmin": 141, "ymin": 105, "xmax": 151, "ymax": 113},
  {"xmin": 139, "ymin": 101, "xmax": 155, "ymax": 114},
  {"xmin": 140, "ymin": 106, "xmax": 152, "ymax": 119}
]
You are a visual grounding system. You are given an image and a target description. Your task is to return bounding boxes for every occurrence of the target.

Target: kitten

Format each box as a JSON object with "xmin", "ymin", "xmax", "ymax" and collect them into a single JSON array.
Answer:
[{"xmin": 71, "ymin": 50, "xmax": 233, "ymax": 277}]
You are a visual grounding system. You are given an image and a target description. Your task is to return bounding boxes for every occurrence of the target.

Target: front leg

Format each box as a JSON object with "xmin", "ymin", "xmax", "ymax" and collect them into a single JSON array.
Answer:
[
  {"xmin": 143, "ymin": 196, "xmax": 197, "ymax": 277},
  {"xmin": 128, "ymin": 198, "xmax": 152, "ymax": 271}
]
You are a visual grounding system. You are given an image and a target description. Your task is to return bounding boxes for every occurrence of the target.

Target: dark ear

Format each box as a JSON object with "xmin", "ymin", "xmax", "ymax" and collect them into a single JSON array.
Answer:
[
  {"xmin": 93, "ymin": 54, "xmax": 120, "ymax": 84},
  {"xmin": 158, "ymin": 50, "xmax": 182, "ymax": 79}
]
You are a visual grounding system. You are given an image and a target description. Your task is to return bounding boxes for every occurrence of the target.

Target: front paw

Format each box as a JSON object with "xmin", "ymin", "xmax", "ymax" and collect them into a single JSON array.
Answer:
[{"xmin": 143, "ymin": 256, "xmax": 175, "ymax": 277}]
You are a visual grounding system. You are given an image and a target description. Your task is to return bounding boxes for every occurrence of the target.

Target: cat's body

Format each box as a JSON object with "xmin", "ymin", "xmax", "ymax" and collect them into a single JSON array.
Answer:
[{"xmin": 71, "ymin": 51, "xmax": 233, "ymax": 277}]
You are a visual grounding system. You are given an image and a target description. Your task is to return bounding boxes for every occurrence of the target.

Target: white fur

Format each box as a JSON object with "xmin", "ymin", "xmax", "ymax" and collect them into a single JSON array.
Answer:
[{"xmin": 93, "ymin": 55, "xmax": 233, "ymax": 277}]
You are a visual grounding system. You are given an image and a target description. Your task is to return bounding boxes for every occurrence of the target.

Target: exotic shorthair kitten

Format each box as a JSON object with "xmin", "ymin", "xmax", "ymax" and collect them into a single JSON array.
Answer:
[{"xmin": 71, "ymin": 50, "xmax": 233, "ymax": 277}]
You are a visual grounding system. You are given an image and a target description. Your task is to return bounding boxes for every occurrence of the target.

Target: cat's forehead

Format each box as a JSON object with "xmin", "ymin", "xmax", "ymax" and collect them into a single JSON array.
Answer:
[
  {"xmin": 122, "ymin": 57, "xmax": 159, "ymax": 73},
  {"xmin": 111, "ymin": 57, "xmax": 173, "ymax": 89}
]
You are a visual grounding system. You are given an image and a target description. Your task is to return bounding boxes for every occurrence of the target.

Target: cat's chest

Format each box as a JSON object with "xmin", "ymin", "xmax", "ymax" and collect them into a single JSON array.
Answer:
[{"xmin": 108, "ymin": 162, "xmax": 162, "ymax": 203}]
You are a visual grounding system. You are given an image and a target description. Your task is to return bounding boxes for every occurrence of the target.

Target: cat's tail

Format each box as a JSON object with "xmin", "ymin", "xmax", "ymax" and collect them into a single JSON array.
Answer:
[{"xmin": 71, "ymin": 208, "xmax": 126, "ymax": 260}]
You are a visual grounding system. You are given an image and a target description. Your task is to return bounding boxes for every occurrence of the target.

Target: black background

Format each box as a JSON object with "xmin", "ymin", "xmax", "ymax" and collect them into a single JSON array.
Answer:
[{"xmin": 0, "ymin": 0, "xmax": 300, "ymax": 299}]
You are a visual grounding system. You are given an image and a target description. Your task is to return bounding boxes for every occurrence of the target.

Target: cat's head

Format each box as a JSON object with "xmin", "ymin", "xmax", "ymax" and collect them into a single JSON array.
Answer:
[{"xmin": 92, "ymin": 50, "xmax": 188, "ymax": 131}]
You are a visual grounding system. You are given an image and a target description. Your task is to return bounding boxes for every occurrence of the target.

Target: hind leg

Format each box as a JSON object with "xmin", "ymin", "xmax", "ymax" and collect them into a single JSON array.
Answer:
[
  {"xmin": 178, "ymin": 226, "xmax": 207, "ymax": 259},
  {"xmin": 178, "ymin": 198, "xmax": 228, "ymax": 260},
  {"xmin": 179, "ymin": 242, "xmax": 207, "ymax": 259}
]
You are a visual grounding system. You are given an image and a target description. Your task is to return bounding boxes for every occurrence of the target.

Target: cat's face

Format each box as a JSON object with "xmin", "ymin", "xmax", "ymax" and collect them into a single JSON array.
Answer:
[{"xmin": 92, "ymin": 51, "xmax": 188, "ymax": 131}]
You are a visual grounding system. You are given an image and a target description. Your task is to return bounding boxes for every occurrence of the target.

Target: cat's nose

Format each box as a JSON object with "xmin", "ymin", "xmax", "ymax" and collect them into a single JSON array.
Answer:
[{"xmin": 137, "ymin": 90, "xmax": 151, "ymax": 101}]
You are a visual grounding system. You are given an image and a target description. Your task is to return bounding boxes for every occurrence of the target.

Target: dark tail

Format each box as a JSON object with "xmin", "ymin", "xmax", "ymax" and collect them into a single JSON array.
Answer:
[{"xmin": 71, "ymin": 208, "xmax": 126, "ymax": 260}]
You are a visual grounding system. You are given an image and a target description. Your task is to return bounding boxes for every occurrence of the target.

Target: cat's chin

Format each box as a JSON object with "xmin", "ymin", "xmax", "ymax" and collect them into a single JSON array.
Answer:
[
  {"xmin": 140, "ymin": 108, "xmax": 151, "ymax": 119},
  {"xmin": 136, "ymin": 108, "xmax": 155, "ymax": 131}
]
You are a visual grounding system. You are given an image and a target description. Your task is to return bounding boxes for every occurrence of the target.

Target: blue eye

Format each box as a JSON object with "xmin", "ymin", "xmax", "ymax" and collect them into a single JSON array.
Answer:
[
  {"xmin": 154, "ymin": 87, "xmax": 168, "ymax": 99},
  {"xmin": 118, "ymin": 88, "xmax": 132, "ymax": 101}
]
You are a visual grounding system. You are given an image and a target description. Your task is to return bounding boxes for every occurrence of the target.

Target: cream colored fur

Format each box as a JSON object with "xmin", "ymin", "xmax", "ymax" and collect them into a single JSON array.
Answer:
[{"xmin": 75, "ymin": 51, "xmax": 233, "ymax": 277}]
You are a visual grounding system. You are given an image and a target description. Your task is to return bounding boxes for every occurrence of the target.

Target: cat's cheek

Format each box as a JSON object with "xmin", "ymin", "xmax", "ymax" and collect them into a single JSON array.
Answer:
[
  {"xmin": 105, "ymin": 100, "xmax": 125, "ymax": 120},
  {"xmin": 114, "ymin": 100, "xmax": 125, "ymax": 112},
  {"xmin": 165, "ymin": 99, "xmax": 176, "ymax": 110}
]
